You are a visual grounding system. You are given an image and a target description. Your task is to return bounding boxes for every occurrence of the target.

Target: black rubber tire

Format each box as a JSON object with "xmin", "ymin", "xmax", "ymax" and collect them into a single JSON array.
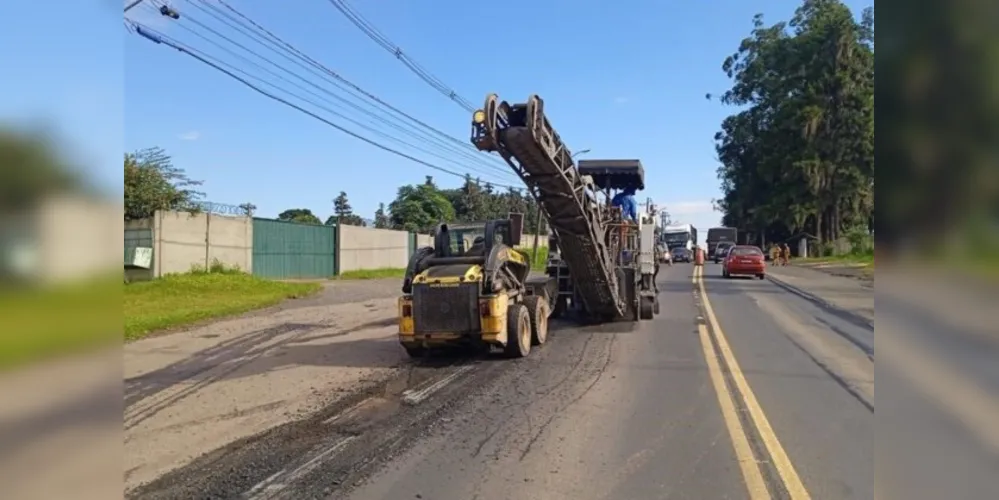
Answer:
[
  {"xmin": 404, "ymin": 345, "xmax": 427, "ymax": 358},
  {"xmin": 504, "ymin": 303, "xmax": 532, "ymax": 358},
  {"xmin": 758, "ymin": 274, "xmax": 766, "ymax": 280},
  {"xmin": 639, "ymin": 296, "xmax": 655, "ymax": 320},
  {"xmin": 524, "ymin": 295, "xmax": 550, "ymax": 346}
]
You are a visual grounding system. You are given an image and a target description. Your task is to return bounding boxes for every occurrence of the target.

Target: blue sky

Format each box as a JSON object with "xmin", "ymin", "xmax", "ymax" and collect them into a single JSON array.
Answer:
[{"xmin": 5, "ymin": 0, "xmax": 867, "ymax": 235}]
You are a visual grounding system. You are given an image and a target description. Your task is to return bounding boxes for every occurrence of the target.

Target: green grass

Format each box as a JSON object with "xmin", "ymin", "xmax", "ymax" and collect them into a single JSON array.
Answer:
[
  {"xmin": 517, "ymin": 245, "xmax": 550, "ymax": 271},
  {"xmin": 796, "ymin": 252, "xmax": 874, "ymax": 267},
  {"xmin": 335, "ymin": 267, "xmax": 406, "ymax": 280},
  {"xmin": 124, "ymin": 272, "xmax": 320, "ymax": 341},
  {"xmin": 0, "ymin": 274, "xmax": 121, "ymax": 370}
]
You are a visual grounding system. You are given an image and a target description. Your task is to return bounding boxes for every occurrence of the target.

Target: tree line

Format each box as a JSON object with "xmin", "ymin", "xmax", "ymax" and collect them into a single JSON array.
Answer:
[
  {"xmin": 711, "ymin": 0, "xmax": 874, "ymax": 250},
  {"xmin": 276, "ymin": 175, "xmax": 547, "ymax": 233},
  {"xmin": 123, "ymin": 147, "xmax": 545, "ymax": 234}
]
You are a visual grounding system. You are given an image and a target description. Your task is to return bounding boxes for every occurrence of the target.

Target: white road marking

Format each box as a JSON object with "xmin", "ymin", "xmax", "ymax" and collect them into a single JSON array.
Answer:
[
  {"xmin": 245, "ymin": 435, "xmax": 357, "ymax": 499},
  {"xmin": 322, "ymin": 399, "xmax": 368, "ymax": 425},
  {"xmin": 401, "ymin": 365, "xmax": 476, "ymax": 405}
]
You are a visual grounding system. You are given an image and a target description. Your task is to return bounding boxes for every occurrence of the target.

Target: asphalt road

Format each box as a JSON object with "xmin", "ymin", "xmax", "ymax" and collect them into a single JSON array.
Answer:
[{"xmin": 129, "ymin": 263, "xmax": 876, "ymax": 500}]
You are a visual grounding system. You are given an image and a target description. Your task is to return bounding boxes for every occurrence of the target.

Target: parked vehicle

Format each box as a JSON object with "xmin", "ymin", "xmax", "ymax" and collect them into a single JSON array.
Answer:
[{"xmin": 722, "ymin": 245, "xmax": 767, "ymax": 280}]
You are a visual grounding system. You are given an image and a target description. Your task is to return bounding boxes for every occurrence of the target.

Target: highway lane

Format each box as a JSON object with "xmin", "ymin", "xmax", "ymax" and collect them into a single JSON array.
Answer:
[
  {"xmin": 875, "ymin": 283, "xmax": 999, "ymax": 500},
  {"xmin": 345, "ymin": 263, "xmax": 747, "ymax": 500},
  {"xmin": 699, "ymin": 263, "xmax": 874, "ymax": 500},
  {"xmin": 128, "ymin": 263, "xmax": 876, "ymax": 499}
]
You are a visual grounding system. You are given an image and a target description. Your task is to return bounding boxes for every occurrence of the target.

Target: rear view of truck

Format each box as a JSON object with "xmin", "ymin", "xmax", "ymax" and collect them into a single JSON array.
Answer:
[{"xmin": 706, "ymin": 227, "xmax": 737, "ymax": 260}]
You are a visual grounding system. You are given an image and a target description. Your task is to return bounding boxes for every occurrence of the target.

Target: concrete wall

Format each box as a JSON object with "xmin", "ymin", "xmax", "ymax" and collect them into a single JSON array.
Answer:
[
  {"xmin": 1, "ymin": 194, "xmax": 121, "ymax": 284},
  {"xmin": 153, "ymin": 210, "xmax": 253, "ymax": 276},
  {"xmin": 125, "ymin": 214, "xmax": 550, "ymax": 280},
  {"xmin": 519, "ymin": 233, "xmax": 549, "ymax": 247},
  {"xmin": 415, "ymin": 233, "xmax": 433, "ymax": 249},
  {"xmin": 338, "ymin": 225, "xmax": 409, "ymax": 272}
]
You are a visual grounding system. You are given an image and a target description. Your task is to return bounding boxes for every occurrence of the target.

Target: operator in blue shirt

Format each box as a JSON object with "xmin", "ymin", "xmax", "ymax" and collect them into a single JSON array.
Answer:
[{"xmin": 611, "ymin": 186, "xmax": 638, "ymax": 222}]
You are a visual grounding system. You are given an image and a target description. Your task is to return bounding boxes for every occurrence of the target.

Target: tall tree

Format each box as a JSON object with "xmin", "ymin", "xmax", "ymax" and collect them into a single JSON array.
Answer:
[
  {"xmin": 332, "ymin": 191, "xmax": 365, "ymax": 226},
  {"xmin": 124, "ymin": 146, "xmax": 204, "ymax": 220},
  {"xmin": 277, "ymin": 208, "xmax": 321, "ymax": 225},
  {"xmin": 713, "ymin": 0, "xmax": 873, "ymax": 248},
  {"xmin": 389, "ymin": 182, "xmax": 455, "ymax": 232},
  {"xmin": 0, "ymin": 128, "xmax": 82, "ymax": 210},
  {"xmin": 373, "ymin": 203, "xmax": 390, "ymax": 228}
]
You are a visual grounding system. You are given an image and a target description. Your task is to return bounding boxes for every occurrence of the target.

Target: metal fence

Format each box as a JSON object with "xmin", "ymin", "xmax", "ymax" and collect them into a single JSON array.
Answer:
[
  {"xmin": 124, "ymin": 227, "xmax": 153, "ymax": 265},
  {"xmin": 251, "ymin": 218, "xmax": 337, "ymax": 279}
]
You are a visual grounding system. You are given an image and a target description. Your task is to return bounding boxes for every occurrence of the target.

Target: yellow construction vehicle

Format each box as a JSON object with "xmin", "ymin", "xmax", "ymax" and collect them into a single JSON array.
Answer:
[{"xmin": 398, "ymin": 213, "xmax": 554, "ymax": 358}]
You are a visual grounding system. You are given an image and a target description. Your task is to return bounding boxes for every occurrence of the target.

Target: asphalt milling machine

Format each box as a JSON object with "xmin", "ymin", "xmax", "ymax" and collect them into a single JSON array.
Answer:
[{"xmin": 398, "ymin": 93, "xmax": 660, "ymax": 358}]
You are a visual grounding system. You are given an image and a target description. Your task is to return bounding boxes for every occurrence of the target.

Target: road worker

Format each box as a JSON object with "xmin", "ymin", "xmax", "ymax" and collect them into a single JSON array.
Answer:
[
  {"xmin": 780, "ymin": 243, "xmax": 791, "ymax": 266},
  {"xmin": 610, "ymin": 187, "xmax": 638, "ymax": 223}
]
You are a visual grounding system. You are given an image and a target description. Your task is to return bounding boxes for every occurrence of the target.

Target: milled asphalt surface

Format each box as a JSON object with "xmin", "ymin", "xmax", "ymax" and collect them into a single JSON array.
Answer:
[{"xmin": 129, "ymin": 263, "xmax": 885, "ymax": 500}]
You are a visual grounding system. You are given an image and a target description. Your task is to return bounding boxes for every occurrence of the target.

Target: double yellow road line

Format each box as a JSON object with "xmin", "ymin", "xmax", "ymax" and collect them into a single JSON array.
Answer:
[{"xmin": 693, "ymin": 265, "xmax": 812, "ymax": 500}]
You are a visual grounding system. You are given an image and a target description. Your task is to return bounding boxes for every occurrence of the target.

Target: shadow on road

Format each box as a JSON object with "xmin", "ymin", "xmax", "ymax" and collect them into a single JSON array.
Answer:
[{"xmin": 125, "ymin": 316, "xmax": 402, "ymax": 430}]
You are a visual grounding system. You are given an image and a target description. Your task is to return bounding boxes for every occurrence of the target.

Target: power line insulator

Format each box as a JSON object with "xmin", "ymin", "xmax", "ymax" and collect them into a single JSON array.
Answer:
[{"xmin": 159, "ymin": 5, "xmax": 180, "ymax": 19}]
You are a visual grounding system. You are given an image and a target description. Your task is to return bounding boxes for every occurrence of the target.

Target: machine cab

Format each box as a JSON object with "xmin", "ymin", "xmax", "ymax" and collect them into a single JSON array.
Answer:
[{"xmin": 432, "ymin": 214, "xmax": 523, "ymax": 258}]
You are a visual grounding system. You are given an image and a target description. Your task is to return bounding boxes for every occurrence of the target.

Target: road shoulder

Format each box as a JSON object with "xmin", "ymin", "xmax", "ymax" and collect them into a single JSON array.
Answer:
[
  {"xmin": 124, "ymin": 280, "xmax": 404, "ymax": 493},
  {"xmin": 766, "ymin": 265, "xmax": 874, "ymax": 326}
]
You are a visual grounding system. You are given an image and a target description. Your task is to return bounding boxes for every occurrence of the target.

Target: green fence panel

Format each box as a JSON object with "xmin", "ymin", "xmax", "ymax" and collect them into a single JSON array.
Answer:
[
  {"xmin": 124, "ymin": 228, "xmax": 153, "ymax": 265},
  {"xmin": 252, "ymin": 218, "xmax": 336, "ymax": 279}
]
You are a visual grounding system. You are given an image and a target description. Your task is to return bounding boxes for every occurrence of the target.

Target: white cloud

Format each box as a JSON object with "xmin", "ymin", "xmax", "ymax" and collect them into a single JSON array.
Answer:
[
  {"xmin": 177, "ymin": 130, "xmax": 200, "ymax": 141},
  {"xmin": 664, "ymin": 201, "xmax": 716, "ymax": 216}
]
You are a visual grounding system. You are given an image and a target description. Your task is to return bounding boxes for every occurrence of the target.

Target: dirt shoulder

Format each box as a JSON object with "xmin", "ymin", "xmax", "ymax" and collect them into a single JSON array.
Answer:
[
  {"xmin": 767, "ymin": 265, "xmax": 874, "ymax": 325},
  {"xmin": 124, "ymin": 278, "xmax": 405, "ymax": 492}
]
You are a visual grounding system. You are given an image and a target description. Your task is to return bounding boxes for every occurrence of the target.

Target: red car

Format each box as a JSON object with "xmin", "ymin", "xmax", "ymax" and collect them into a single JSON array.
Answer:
[{"xmin": 722, "ymin": 245, "xmax": 766, "ymax": 279}]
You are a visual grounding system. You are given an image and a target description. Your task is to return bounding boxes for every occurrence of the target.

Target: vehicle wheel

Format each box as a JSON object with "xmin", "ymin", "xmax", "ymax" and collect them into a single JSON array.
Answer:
[
  {"xmin": 504, "ymin": 303, "xmax": 532, "ymax": 358},
  {"xmin": 524, "ymin": 295, "xmax": 550, "ymax": 346},
  {"xmin": 640, "ymin": 295, "xmax": 655, "ymax": 320},
  {"xmin": 758, "ymin": 274, "xmax": 766, "ymax": 280},
  {"xmin": 723, "ymin": 269, "xmax": 730, "ymax": 279},
  {"xmin": 404, "ymin": 345, "xmax": 427, "ymax": 358}
]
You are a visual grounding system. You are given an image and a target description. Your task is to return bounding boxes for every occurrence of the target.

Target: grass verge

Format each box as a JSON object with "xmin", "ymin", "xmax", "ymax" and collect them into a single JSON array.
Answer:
[
  {"xmin": 125, "ymin": 272, "xmax": 320, "ymax": 341},
  {"xmin": 0, "ymin": 274, "xmax": 121, "ymax": 370},
  {"xmin": 335, "ymin": 267, "xmax": 406, "ymax": 280},
  {"xmin": 796, "ymin": 253, "xmax": 874, "ymax": 267}
]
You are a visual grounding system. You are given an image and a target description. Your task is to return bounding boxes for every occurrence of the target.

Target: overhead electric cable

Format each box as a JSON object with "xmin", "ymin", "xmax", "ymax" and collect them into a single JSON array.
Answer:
[
  {"xmin": 131, "ymin": 0, "xmax": 521, "ymax": 187},
  {"xmin": 212, "ymin": 0, "xmax": 500, "ymax": 167},
  {"xmin": 128, "ymin": 20, "xmax": 524, "ymax": 190},
  {"xmin": 323, "ymin": 0, "xmax": 477, "ymax": 112},
  {"xmin": 145, "ymin": 3, "xmax": 513, "ymax": 183}
]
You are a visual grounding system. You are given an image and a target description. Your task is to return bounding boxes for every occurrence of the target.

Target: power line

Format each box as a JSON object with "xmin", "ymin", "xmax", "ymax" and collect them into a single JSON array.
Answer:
[
  {"xmin": 143, "ymin": 1, "xmax": 513, "ymax": 184},
  {"xmin": 127, "ymin": 20, "xmax": 524, "ymax": 190},
  {"xmin": 214, "ymin": 0, "xmax": 493, "ymax": 162},
  {"xmin": 127, "ymin": 0, "xmax": 523, "ymax": 189},
  {"xmin": 323, "ymin": 0, "xmax": 477, "ymax": 112},
  {"xmin": 201, "ymin": 0, "xmax": 514, "ymax": 177}
]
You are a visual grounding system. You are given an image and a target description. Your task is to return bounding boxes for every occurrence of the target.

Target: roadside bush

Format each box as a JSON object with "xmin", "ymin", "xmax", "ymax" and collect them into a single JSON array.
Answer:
[{"xmin": 188, "ymin": 258, "xmax": 243, "ymax": 275}]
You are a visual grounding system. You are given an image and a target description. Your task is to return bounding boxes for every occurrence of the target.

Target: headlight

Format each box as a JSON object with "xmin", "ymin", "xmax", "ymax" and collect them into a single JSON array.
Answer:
[{"xmin": 473, "ymin": 110, "xmax": 486, "ymax": 124}]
